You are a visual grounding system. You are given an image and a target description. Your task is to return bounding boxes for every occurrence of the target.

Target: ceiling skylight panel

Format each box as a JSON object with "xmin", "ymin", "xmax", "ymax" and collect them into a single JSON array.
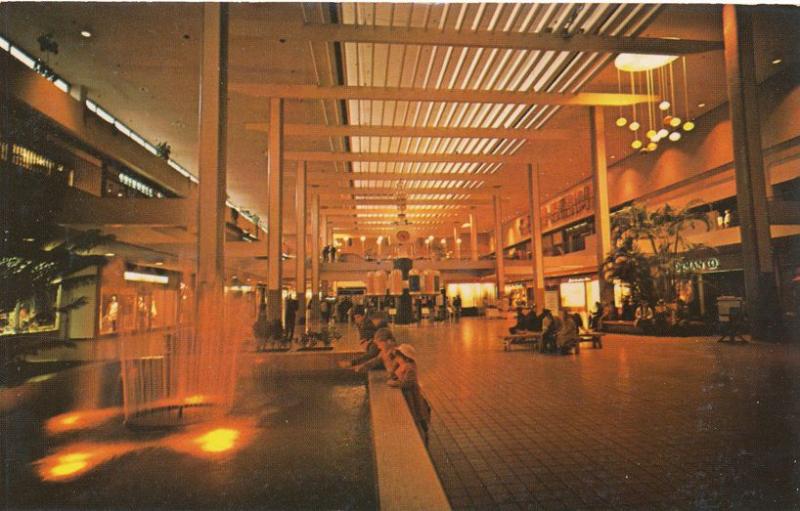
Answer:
[{"xmin": 534, "ymin": 51, "xmax": 570, "ymax": 92}]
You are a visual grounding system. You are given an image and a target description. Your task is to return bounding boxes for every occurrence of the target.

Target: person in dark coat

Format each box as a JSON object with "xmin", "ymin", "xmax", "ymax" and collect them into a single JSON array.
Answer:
[{"xmin": 284, "ymin": 295, "xmax": 299, "ymax": 341}]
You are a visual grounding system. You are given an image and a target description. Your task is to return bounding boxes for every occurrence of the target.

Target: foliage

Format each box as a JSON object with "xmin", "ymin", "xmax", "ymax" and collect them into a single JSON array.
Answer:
[
  {"xmin": 602, "ymin": 201, "xmax": 712, "ymax": 304},
  {"xmin": 1, "ymin": 166, "xmax": 112, "ymax": 322}
]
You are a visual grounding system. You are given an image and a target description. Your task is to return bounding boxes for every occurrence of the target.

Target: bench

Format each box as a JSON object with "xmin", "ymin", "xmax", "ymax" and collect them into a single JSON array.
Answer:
[
  {"xmin": 502, "ymin": 332, "xmax": 542, "ymax": 351},
  {"xmin": 601, "ymin": 320, "xmax": 640, "ymax": 335},
  {"xmin": 577, "ymin": 332, "xmax": 604, "ymax": 349}
]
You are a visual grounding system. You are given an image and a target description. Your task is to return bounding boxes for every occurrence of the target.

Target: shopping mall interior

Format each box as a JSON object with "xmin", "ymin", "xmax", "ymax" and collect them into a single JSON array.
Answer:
[{"xmin": 1, "ymin": 2, "xmax": 799, "ymax": 509}]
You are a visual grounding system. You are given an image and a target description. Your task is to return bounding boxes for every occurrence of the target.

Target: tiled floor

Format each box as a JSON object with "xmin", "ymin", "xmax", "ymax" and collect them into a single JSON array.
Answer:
[{"xmin": 382, "ymin": 318, "xmax": 800, "ymax": 510}]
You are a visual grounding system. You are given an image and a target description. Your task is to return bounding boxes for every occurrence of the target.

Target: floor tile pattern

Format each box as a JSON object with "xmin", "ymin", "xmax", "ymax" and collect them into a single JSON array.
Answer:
[{"xmin": 383, "ymin": 318, "xmax": 800, "ymax": 510}]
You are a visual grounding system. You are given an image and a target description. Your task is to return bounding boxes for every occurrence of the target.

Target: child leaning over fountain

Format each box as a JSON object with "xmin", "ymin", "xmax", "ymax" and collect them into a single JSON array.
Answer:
[
  {"xmin": 352, "ymin": 327, "xmax": 398, "ymax": 376},
  {"xmin": 388, "ymin": 344, "xmax": 431, "ymax": 445}
]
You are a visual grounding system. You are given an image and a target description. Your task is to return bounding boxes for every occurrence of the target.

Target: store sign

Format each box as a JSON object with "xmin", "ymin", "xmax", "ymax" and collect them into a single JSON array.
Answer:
[
  {"xmin": 541, "ymin": 184, "xmax": 593, "ymax": 228},
  {"xmin": 674, "ymin": 257, "xmax": 720, "ymax": 273}
]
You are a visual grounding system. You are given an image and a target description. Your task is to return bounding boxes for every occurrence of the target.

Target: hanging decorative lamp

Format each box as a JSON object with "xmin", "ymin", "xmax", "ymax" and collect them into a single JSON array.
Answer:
[{"xmin": 680, "ymin": 57, "xmax": 696, "ymax": 132}]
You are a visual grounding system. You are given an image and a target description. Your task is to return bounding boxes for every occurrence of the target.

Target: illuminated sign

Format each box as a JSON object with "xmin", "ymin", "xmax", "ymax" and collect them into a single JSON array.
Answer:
[
  {"xmin": 123, "ymin": 271, "xmax": 168, "ymax": 284},
  {"xmin": 674, "ymin": 257, "xmax": 720, "ymax": 273}
]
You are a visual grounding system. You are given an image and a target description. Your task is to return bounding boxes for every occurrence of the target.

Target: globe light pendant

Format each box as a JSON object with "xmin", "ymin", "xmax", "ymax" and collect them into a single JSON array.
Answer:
[
  {"xmin": 682, "ymin": 120, "xmax": 696, "ymax": 132},
  {"xmin": 669, "ymin": 131, "xmax": 682, "ymax": 142},
  {"xmin": 615, "ymin": 116, "xmax": 628, "ymax": 127},
  {"xmin": 629, "ymin": 121, "xmax": 640, "ymax": 131},
  {"xmin": 631, "ymin": 139, "xmax": 643, "ymax": 150},
  {"xmin": 646, "ymin": 141, "xmax": 658, "ymax": 152},
  {"xmin": 646, "ymin": 129, "xmax": 657, "ymax": 140},
  {"xmin": 670, "ymin": 116, "xmax": 682, "ymax": 128},
  {"xmin": 662, "ymin": 115, "xmax": 673, "ymax": 127},
  {"xmin": 658, "ymin": 100, "xmax": 671, "ymax": 111},
  {"xmin": 658, "ymin": 128, "xmax": 670, "ymax": 139}
]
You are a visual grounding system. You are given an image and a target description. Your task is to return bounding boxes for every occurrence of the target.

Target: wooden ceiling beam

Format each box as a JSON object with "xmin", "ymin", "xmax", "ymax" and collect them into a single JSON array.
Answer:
[
  {"xmin": 288, "ymin": 151, "xmax": 529, "ymax": 164},
  {"xmin": 232, "ymin": 22, "xmax": 722, "ymax": 56},
  {"xmin": 317, "ymin": 186, "xmax": 494, "ymax": 195},
  {"xmin": 246, "ymin": 122, "xmax": 572, "ymax": 141},
  {"xmin": 310, "ymin": 171, "xmax": 502, "ymax": 182},
  {"xmin": 232, "ymin": 83, "xmax": 655, "ymax": 107},
  {"xmin": 319, "ymin": 199, "xmax": 491, "ymax": 207},
  {"xmin": 322, "ymin": 208, "xmax": 474, "ymax": 215}
]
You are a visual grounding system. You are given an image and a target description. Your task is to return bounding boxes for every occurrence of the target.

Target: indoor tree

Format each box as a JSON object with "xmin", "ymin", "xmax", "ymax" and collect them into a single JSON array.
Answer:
[
  {"xmin": 1, "ymin": 162, "xmax": 112, "ymax": 372},
  {"xmin": 601, "ymin": 200, "xmax": 712, "ymax": 305}
]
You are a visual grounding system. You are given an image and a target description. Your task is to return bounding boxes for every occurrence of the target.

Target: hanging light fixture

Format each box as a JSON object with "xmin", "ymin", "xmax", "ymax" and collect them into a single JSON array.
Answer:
[
  {"xmin": 668, "ymin": 62, "xmax": 682, "ymax": 128},
  {"xmin": 628, "ymin": 72, "xmax": 640, "ymax": 131},
  {"xmin": 680, "ymin": 57, "xmax": 696, "ymax": 132},
  {"xmin": 669, "ymin": 131, "xmax": 682, "ymax": 142},
  {"xmin": 658, "ymin": 100, "xmax": 671, "ymax": 111},
  {"xmin": 615, "ymin": 68, "xmax": 627, "ymax": 127},
  {"xmin": 646, "ymin": 141, "xmax": 658, "ymax": 152},
  {"xmin": 631, "ymin": 139, "xmax": 643, "ymax": 150},
  {"xmin": 658, "ymin": 128, "xmax": 670, "ymax": 139}
]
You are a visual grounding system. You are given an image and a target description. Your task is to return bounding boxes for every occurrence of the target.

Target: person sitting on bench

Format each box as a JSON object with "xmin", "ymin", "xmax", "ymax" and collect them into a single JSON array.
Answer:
[
  {"xmin": 509, "ymin": 307, "xmax": 534, "ymax": 334},
  {"xmin": 540, "ymin": 309, "xmax": 558, "ymax": 352},
  {"xmin": 556, "ymin": 309, "xmax": 580, "ymax": 354}
]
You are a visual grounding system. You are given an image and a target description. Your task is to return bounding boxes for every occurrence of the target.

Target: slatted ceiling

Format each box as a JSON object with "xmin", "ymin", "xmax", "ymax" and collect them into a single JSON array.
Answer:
[{"xmin": 327, "ymin": 3, "xmax": 662, "ymax": 235}]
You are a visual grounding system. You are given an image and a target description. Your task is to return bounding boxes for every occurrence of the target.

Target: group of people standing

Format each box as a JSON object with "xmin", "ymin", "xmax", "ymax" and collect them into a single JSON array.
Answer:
[
  {"xmin": 321, "ymin": 245, "xmax": 338, "ymax": 262},
  {"xmin": 510, "ymin": 306, "xmax": 585, "ymax": 354},
  {"xmin": 338, "ymin": 307, "xmax": 432, "ymax": 445}
]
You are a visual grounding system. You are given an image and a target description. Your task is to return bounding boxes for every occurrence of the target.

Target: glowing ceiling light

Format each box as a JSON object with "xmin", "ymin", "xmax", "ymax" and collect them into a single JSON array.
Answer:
[
  {"xmin": 772, "ymin": 58, "xmax": 782, "ymax": 65},
  {"xmin": 646, "ymin": 129, "xmax": 657, "ymax": 140},
  {"xmin": 631, "ymin": 139, "xmax": 643, "ymax": 150},
  {"xmin": 670, "ymin": 116, "xmax": 682, "ymax": 128},
  {"xmin": 646, "ymin": 142, "xmax": 658, "ymax": 152},
  {"xmin": 615, "ymin": 116, "xmax": 628, "ymax": 128},
  {"xmin": 628, "ymin": 121, "xmax": 640, "ymax": 132},
  {"xmin": 658, "ymin": 100, "xmax": 671, "ymax": 111},
  {"xmin": 669, "ymin": 131, "xmax": 682, "ymax": 142},
  {"xmin": 658, "ymin": 128, "xmax": 670, "ymax": 139},
  {"xmin": 682, "ymin": 120, "xmax": 696, "ymax": 132},
  {"xmin": 614, "ymin": 53, "xmax": 679, "ymax": 72},
  {"xmin": 80, "ymin": 29, "xmax": 92, "ymax": 38}
]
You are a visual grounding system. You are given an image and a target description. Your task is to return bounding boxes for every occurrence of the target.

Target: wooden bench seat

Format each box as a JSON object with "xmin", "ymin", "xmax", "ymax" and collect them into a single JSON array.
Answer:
[{"xmin": 502, "ymin": 332, "xmax": 542, "ymax": 351}]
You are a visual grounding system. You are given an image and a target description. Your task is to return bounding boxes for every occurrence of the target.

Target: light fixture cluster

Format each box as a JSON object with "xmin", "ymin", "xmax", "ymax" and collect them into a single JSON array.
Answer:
[{"xmin": 614, "ymin": 55, "xmax": 696, "ymax": 155}]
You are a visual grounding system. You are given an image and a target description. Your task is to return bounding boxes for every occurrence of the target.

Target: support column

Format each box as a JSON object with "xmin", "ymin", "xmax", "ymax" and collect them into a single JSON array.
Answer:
[
  {"xmin": 527, "ymin": 164, "xmax": 546, "ymax": 310},
  {"xmin": 493, "ymin": 190, "xmax": 506, "ymax": 298},
  {"xmin": 195, "ymin": 3, "xmax": 228, "ymax": 342},
  {"xmin": 723, "ymin": 5, "xmax": 779, "ymax": 338},
  {"xmin": 453, "ymin": 225, "xmax": 462, "ymax": 260},
  {"xmin": 590, "ymin": 106, "xmax": 613, "ymax": 305},
  {"xmin": 310, "ymin": 188, "xmax": 321, "ymax": 323},
  {"xmin": 295, "ymin": 161, "xmax": 307, "ymax": 327},
  {"xmin": 320, "ymin": 214, "xmax": 329, "ymax": 253},
  {"xmin": 266, "ymin": 97, "xmax": 284, "ymax": 323},
  {"xmin": 469, "ymin": 211, "xmax": 479, "ymax": 261}
]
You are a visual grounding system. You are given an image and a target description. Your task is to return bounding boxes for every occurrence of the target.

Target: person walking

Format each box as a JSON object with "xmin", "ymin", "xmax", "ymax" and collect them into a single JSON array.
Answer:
[
  {"xmin": 453, "ymin": 294, "xmax": 462, "ymax": 321},
  {"xmin": 284, "ymin": 294, "xmax": 298, "ymax": 341}
]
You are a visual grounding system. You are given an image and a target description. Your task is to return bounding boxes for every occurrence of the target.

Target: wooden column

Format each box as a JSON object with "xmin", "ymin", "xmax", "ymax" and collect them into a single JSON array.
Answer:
[
  {"xmin": 723, "ymin": 5, "xmax": 779, "ymax": 337},
  {"xmin": 493, "ymin": 190, "xmax": 506, "ymax": 298},
  {"xmin": 295, "ymin": 161, "xmax": 307, "ymax": 327},
  {"xmin": 195, "ymin": 3, "xmax": 228, "ymax": 337},
  {"xmin": 266, "ymin": 97, "xmax": 284, "ymax": 323},
  {"xmin": 320, "ymin": 214, "xmax": 328, "ymax": 250},
  {"xmin": 453, "ymin": 225, "xmax": 461, "ymax": 259},
  {"xmin": 310, "ymin": 189, "xmax": 321, "ymax": 323},
  {"xmin": 527, "ymin": 164, "xmax": 546, "ymax": 310},
  {"xmin": 590, "ymin": 106, "xmax": 613, "ymax": 304},
  {"xmin": 469, "ymin": 211, "xmax": 479, "ymax": 261}
]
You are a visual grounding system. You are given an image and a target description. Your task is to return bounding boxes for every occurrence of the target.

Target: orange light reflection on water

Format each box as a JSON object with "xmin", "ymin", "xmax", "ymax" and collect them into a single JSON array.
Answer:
[
  {"xmin": 37, "ymin": 443, "xmax": 138, "ymax": 482},
  {"xmin": 163, "ymin": 419, "xmax": 256, "ymax": 458},
  {"xmin": 46, "ymin": 408, "xmax": 123, "ymax": 435}
]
